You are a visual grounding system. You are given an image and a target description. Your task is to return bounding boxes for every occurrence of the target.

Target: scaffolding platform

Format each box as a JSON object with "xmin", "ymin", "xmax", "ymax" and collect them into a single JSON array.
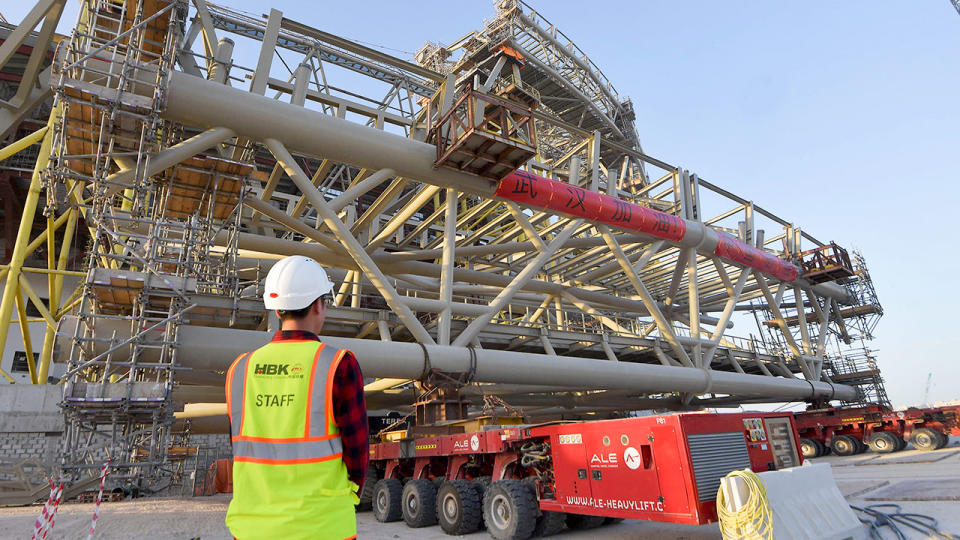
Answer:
[
  {"xmin": 163, "ymin": 154, "xmax": 249, "ymax": 221},
  {"xmin": 800, "ymin": 242, "xmax": 855, "ymax": 283},
  {"xmin": 427, "ymin": 86, "xmax": 537, "ymax": 181}
]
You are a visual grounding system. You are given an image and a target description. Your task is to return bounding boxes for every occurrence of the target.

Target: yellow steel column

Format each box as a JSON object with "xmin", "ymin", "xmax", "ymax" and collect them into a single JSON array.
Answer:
[
  {"xmin": 0, "ymin": 108, "xmax": 58, "ymax": 377},
  {"xmin": 38, "ymin": 206, "xmax": 79, "ymax": 381},
  {"xmin": 13, "ymin": 292, "xmax": 37, "ymax": 384},
  {"xmin": 0, "ymin": 126, "xmax": 47, "ymax": 162}
]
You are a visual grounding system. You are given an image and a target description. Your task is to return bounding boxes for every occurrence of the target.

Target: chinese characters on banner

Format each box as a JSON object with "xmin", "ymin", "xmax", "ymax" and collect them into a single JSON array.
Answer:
[{"xmin": 495, "ymin": 171, "xmax": 797, "ymax": 282}]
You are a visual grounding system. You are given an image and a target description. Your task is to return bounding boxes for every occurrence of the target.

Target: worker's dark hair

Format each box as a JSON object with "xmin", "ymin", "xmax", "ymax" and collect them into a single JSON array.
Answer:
[
  {"xmin": 276, "ymin": 293, "xmax": 332, "ymax": 321},
  {"xmin": 277, "ymin": 298, "xmax": 318, "ymax": 321}
]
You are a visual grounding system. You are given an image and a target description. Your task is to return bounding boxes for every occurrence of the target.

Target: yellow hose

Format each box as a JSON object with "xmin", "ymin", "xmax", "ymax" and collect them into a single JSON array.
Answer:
[{"xmin": 716, "ymin": 469, "xmax": 773, "ymax": 540}]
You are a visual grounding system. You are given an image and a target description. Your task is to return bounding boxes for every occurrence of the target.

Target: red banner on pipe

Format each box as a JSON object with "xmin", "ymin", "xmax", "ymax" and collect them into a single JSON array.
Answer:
[
  {"xmin": 495, "ymin": 171, "xmax": 797, "ymax": 282},
  {"xmin": 495, "ymin": 171, "xmax": 685, "ymax": 242},
  {"xmin": 714, "ymin": 231, "xmax": 798, "ymax": 282}
]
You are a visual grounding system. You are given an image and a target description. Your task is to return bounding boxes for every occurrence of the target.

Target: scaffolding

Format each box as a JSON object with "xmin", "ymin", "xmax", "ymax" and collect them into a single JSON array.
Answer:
[{"xmin": 47, "ymin": 0, "xmax": 252, "ymax": 488}]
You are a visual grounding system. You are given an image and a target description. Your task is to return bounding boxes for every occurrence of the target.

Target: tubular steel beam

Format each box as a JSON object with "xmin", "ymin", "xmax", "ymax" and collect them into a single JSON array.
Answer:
[{"xmin": 56, "ymin": 316, "xmax": 856, "ymax": 402}]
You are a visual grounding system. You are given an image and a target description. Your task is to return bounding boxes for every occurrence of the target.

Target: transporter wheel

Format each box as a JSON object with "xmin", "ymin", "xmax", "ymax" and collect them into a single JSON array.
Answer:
[
  {"xmin": 934, "ymin": 430, "xmax": 950, "ymax": 449},
  {"xmin": 437, "ymin": 480, "xmax": 482, "ymax": 535},
  {"xmin": 813, "ymin": 439, "xmax": 828, "ymax": 457},
  {"xmin": 800, "ymin": 438, "xmax": 819, "ymax": 458},
  {"xmin": 565, "ymin": 513, "xmax": 606, "ymax": 530},
  {"xmin": 372, "ymin": 478, "xmax": 403, "ymax": 522},
  {"xmin": 521, "ymin": 477, "xmax": 566, "ymax": 537},
  {"xmin": 893, "ymin": 435, "xmax": 907, "ymax": 451},
  {"xmin": 911, "ymin": 428, "xmax": 941, "ymax": 451},
  {"xmin": 868, "ymin": 432, "xmax": 898, "ymax": 454},
  {"xmin": 472, "ymin": 477, "xmax": 492, "ymax": 529},
  {"xmin": 533, "ymin": 511, "xmax": 567, "ymax": 537},
  {"xmin": 830, "ymin": 435, "xmax": 859, "ymax": 456},
  {"xmin": 483, "ymin": 479, "xmax": 538, "ymax": 540},
  {"xmin": 401, "ymin": 478, "xmax": 438, "ymax": 528},
  {"xmin": 472, "ymin": 476, "xmax": 492, "ymax": 498},
  {"xmin": 356, "ymin": 464, "xmax": 380, "ymax": 511},
  {"xmin": 854, "ymin": 437, "xmax": 869, "ymax": 454},
  {"xmin": 604, "ymin": 517, "xmax": 625, "ymax": 525}
]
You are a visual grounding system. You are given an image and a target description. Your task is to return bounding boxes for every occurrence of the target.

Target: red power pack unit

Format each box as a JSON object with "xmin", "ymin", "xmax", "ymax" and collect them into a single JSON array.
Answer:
[
  {"xmin": 367, "ymin": 411, "xmax": 802, "ymax": 533},
  {"xmin": 530, "ymin": 412, "xmax": 800, "ymax": 524}
]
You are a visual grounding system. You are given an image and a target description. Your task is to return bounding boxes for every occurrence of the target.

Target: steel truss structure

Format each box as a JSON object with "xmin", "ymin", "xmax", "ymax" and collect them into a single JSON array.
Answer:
[{"xmin": 0, "ymin": 0, "xmax": 884, "ymax": 485}]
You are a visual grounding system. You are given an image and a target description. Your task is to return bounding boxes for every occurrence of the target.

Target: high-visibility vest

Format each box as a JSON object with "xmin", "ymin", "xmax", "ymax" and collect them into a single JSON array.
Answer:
[{"xmin": 225, "ymin": 340, "xmax": 358, "ymax": 540}]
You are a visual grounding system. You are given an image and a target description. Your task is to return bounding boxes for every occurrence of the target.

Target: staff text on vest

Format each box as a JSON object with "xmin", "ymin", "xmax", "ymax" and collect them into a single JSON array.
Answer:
[{"xmin": 256, "ymin": 393, "xmax": 296, "ymax": 407}]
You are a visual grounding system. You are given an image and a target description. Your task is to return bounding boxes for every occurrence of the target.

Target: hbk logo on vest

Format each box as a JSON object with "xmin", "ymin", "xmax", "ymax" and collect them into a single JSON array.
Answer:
[
  {"xmin": 255, "ymin": 363, "xmax": 289, "ymax": 375},
  {"xmin": 253, "ymin": 362, "xmax": 305, "ymax": 379}
]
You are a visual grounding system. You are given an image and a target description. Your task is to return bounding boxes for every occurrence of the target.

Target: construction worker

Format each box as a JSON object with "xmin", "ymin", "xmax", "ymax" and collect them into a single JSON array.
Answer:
[{"xmin": 225, "ymin": 256, "xmax": 368, "ymax": 540}]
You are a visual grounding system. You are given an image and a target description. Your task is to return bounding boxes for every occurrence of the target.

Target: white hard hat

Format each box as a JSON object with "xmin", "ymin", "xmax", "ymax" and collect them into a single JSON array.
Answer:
[{"xmin": 263, "ymin": 256, "xmax": 335, "ymax": 310}]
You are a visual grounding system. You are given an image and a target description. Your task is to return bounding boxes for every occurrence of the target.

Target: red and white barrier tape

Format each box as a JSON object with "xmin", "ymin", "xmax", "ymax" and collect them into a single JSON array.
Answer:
[
  {"xmin": 31, "ymin": 478, "xmax": 63, "ymax": 540},
  {"xmin": 86, "ymin": 460, "xmax": 110, "ymax": 540},
  {"xmin": 42, "ymin": 480, "xmax": 64, "ymax": 540}
]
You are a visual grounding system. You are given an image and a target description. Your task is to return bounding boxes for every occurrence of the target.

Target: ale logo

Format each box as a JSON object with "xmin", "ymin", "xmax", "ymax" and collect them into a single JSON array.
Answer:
[
  {"xmin": 623, "ymin": 447, "xmax": 642, "ymax": 470},
  {"xmin": 470, "ymin": 434, "xmax": 480, "ymax": 452}
]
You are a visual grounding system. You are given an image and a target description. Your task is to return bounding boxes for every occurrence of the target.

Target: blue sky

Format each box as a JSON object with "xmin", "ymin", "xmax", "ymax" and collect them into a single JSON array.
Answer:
[{"xmin": 6, "ymin": 1, "xmax": 959, "ymax": 406}]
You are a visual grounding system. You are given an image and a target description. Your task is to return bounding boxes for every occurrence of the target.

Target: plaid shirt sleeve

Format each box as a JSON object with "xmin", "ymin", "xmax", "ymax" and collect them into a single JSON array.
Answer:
[{"xmin": 332, "ymin": 351, "xmax": 369, "ymax": 488}]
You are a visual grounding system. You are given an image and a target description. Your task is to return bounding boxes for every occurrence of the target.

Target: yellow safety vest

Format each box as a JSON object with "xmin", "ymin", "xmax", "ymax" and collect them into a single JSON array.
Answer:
[{"xmin": 225, "ymin": 340, "xmax": 358, "ymax": 540}]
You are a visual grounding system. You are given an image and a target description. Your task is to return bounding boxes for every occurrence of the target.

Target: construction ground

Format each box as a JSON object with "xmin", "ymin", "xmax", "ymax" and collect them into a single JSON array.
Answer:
[{"xmin": 0, "ymin": 437, "xmax": 957, "ymax": 539}]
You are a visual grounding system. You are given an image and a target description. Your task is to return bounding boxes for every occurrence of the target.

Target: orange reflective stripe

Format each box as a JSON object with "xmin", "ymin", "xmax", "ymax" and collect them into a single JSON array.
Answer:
[
  {"xmin": 225, "ymin": 352, "xmax": 246, "ymax": 424},
  {"xmin": 303, "ymin": 343, "xmax": 326, "ymax": 438},
  {"xmin": 233, "ymin": 452, "xmax": 342, "ymax": 465},
  {"xmin": 227, "ymin": 352, "xmax": 251, "ymax": 437},
  {"xmin": 326, "ymin": 349, "xmax": 347, "ymax": 434}
]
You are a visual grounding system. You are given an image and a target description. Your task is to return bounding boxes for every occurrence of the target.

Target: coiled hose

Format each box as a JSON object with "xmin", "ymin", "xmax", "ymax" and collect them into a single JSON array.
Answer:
[
  {"xmin": 716, "ymin": 469, "xmax": 773, "ymax": 540},
  {"xmin": 851, "ymin": 504, "xmax": 960, "ymax": 540}
]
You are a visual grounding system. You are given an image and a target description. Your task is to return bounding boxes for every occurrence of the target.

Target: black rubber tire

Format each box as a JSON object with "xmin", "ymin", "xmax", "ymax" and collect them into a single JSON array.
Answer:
[
  {"xmin": 566, "ymin": 513, "xmax": 606, "ymax": 530},
  {"xmin": 483, "ymin": 479, "xmax": 538, "ymax": 540},
  {"xmin": 813, "ymin": 439, "xmax": 827, "ymax": 457},
  {"xmin": 911, "ymin": 428, "xmax": 941, "ymax": 451},
  {"xmin": 520, "ymin": 477, "xmax": 566, "ymax": 537},
  {"xmin": 472, "ymin": 477, "xmax": 492, "ymax": 530},
  {"xmin": 893, "ymin": 435, "xmax": 907, "ymax": 452},
  {"xmin": 372, "ymin": 478, "xmax": 403, "ymax": 522},
  {"xmin": 402, "ymin": 478, "xmax": 438, "ymax": 528},
  {"xmin": 830, "ymin": 435, "xmax": 858, "ymax": 456},
  {"xmin": 854, "ymin": 437, "xmax": 869, "ymax": 454},
  {"xmin": 604, "ymin": 517, "xmax": 625, "ymax": 525},
  {"xmin": 472, "ymin": 476, "xmax": 492, "ymax": 498},
  {"xmin": 437, "ymin": 480, "xmax": 482, "ymax": 535},
  {"xmin": 800, "ymin": 438, "xmax": 818, "ymax": 458},
  {"xmin": 934, "ymin": 430, "xmax": 949, "ymax": 450},
  {"xmin": 433, "ymin": 477, "xmax": 446, "ymax": 491},
  {"xmin": 868, "ymin": 432, "xmax": 898, "ymax": 454},
  {"xmin": 356, "ymin": 464, "xmax": 380, "ymax": 511}
]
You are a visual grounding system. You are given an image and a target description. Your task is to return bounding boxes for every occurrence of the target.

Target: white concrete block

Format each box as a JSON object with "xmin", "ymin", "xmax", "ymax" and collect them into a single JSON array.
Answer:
[{"xmin": 758, "ymin": 463, "xmax": 864, "ymax": 540}]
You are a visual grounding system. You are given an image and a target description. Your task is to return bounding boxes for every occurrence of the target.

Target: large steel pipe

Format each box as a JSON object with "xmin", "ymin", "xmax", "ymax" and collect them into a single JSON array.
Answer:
[
  {"xmin": 162, "ymin": 72, "xmax": 852, "ymax": 302},
  {"xmin": 56, "ymin": 316, "xmax": 856, "ymax": 401}
]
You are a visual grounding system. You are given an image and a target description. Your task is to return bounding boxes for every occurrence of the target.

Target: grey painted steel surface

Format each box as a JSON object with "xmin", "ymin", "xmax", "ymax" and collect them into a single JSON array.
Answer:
[{"xmin": 55, "ymin": 316, "xmax": 856, "ymax": 401}]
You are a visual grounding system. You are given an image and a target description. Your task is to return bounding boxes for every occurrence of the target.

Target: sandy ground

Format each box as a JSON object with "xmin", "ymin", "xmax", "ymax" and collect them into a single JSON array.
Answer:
[{"xmin": 1, "ymin": 438, "xmax": 958, "ymax": 539}]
